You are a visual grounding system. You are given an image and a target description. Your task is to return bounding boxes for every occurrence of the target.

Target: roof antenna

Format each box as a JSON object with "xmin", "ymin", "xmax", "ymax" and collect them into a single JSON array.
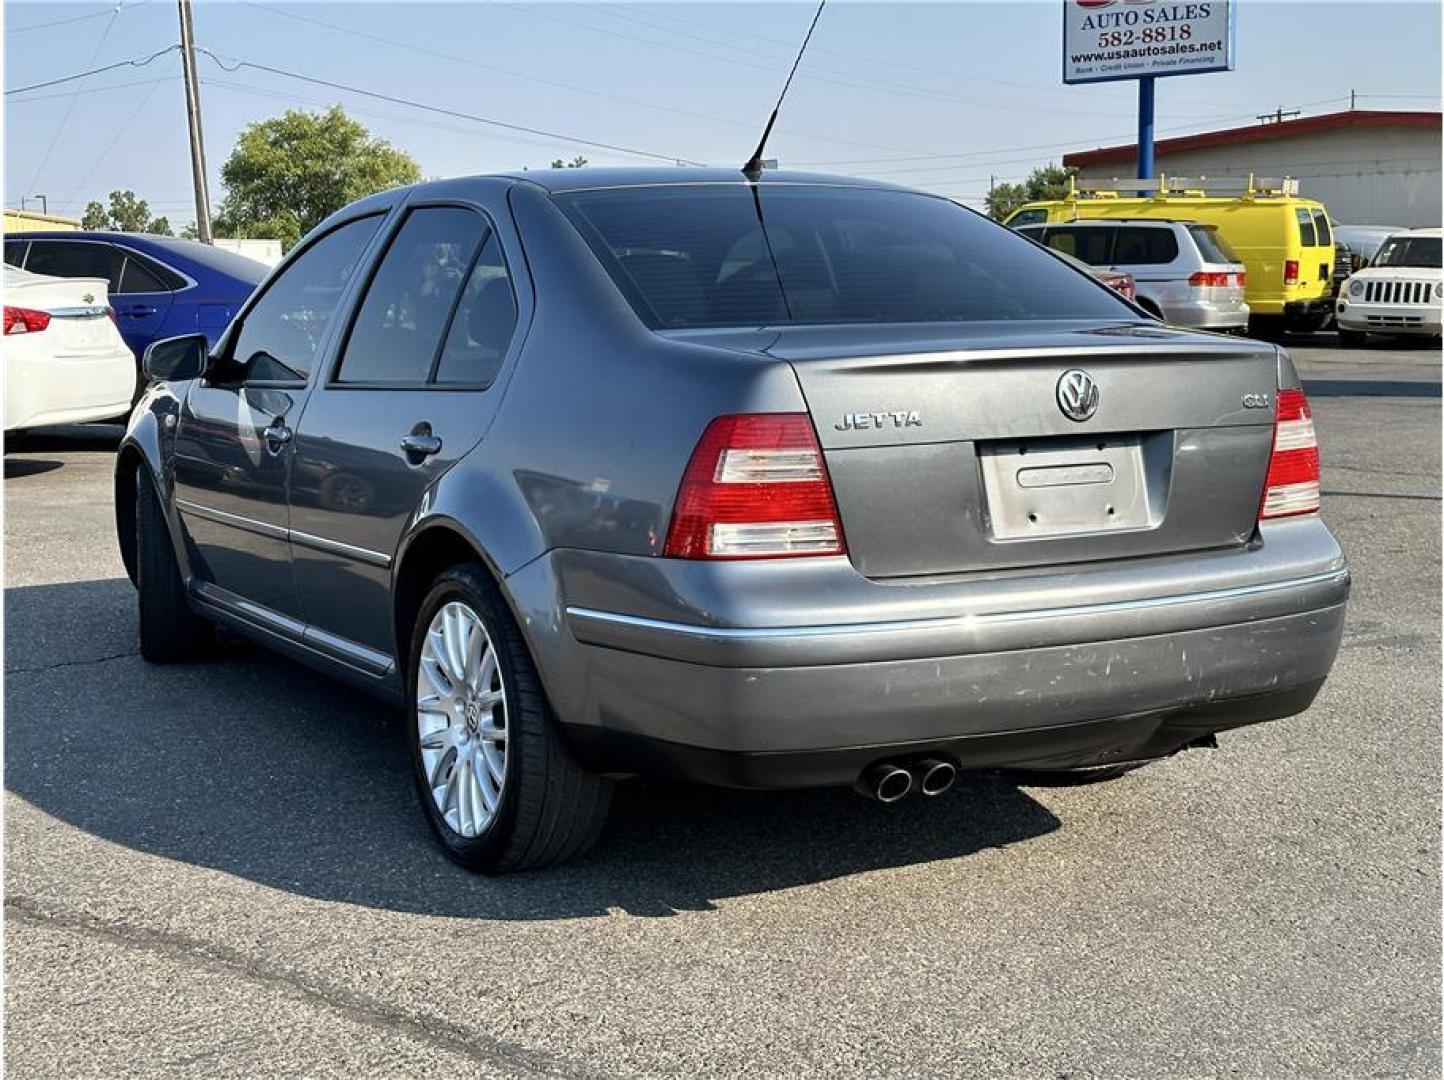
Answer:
[{"xmin": 742, "ymin": 0, "xmax": 827, "ymax": 180}]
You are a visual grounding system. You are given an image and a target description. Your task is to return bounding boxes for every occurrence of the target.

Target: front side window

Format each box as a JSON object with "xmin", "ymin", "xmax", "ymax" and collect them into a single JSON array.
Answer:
[
  {"xmin": 227, "ymin": 215, "xmax": 381, "ymax": 383},
  {"xmin": 24, "ymin": 241, "xmax": 122, "ymax": 289},
  {"xmin": 335, "ymin": 207, "xmax": 487, "ymax": 384},
  {"xmin": 1296, "ymin": 209, "xmax": 1318, "ymax": 248},
  {"xmin": 558, "ymin": 186, "xmax": 1133, "ymax": 329}
]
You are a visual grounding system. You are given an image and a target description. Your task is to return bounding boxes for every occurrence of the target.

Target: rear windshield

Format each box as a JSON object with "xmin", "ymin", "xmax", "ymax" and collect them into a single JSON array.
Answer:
[
  {"xmin": 1311, "ymin": 211, "xmax": 1332, "ymax": 248},
  {"xmin": 556, "ymin": 185, "xmax": 1133, "ymax": 329},
  {"xmin": 1372, "ymin": 236, "xmax": 1443, "ymax": 268},
  {"xmin": 1187, "ymin": 225, "xmax": 1240, "ymax": 264}
]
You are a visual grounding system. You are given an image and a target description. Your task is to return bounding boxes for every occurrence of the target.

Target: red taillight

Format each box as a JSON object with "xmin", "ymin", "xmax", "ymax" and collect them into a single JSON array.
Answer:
[
  {"xmin": 3, "ymin": 306, "xmax": 51, "ymax": 335},
  {"xmin": 663, "ymin": 413, "xmax": 846, "ymax": 559},
  {"xmin": 1235, "ymin": 271, "xmax": 1247, "ymax": 287},
  {"xmin": 1260, "ymin": 388, "xmax": 1320, "ymax": 520},
  {"xmin": 1284, "ymin": 259, "xmax": 1300, "ymax": 286},
  {"xmin": 1189, "ymin": 271, "xmax": 1233, "ymax": 288}
]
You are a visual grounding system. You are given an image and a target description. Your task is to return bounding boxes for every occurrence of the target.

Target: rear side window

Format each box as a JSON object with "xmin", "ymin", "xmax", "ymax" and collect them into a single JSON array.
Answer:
[
  {"xmin": 25, "ymin": 241, "xmax": 121, "ymax": 289},
  {"xmin": 227, "ymin": 214, "xmax": 381, "ymax": 383},
  {"xmin": 435, "ymin": 233, "xmax": 517, "ymax": 385},
  {"xmin": 1043, "ymin": 226, "xmax": 1116, "ymax": 265},
  {"xmin": 1008, "ymin": 209, "xmax": 1048, "ymax": 227},
  {"xmin": 335, "ymin": 207, "xmax": 487, "ymax": 384},
  {"xmin": 1113, "ymin": 227, "xmax": 1178, "ymax": 265},
  {"xmin": 4, "ymin": 239, "xmax": 27, "ymax": 266},
  {"xmin": 1311, "ymin": 211, "xmax": 1332, "ymax": 247},
  {"xmin": 1187, "ymin": 225, "xmax": 1240, "ymax": 264},
  {"xmin": 1296, "ymin": 209, "xmax": 1318, "ymax": 247},
  {"xmin": 118, "ymin": 256, "xmax": 166, "ymax": 294},
  {"xmin": 559, "ymin": 186, "xmax": 1133, "ymax": 329}
]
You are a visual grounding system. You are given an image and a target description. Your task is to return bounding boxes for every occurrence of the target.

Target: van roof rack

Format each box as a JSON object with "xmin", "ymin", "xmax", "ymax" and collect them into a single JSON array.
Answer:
[{"xmin": 1066, "ymin": 174, "xmax": 1301, "ymax": 199}]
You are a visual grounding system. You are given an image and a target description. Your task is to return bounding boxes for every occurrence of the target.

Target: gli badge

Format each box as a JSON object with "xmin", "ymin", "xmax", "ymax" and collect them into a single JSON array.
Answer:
[{"xmin": 1055, "ymin": 369, "xmax": 1100, "ymax": 422}]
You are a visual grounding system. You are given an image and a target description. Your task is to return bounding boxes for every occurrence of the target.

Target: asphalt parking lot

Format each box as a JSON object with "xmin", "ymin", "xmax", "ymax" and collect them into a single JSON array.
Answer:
[{"xmin": 4, "ymin": 336, "xmax": 1440, "ymax": 1078}]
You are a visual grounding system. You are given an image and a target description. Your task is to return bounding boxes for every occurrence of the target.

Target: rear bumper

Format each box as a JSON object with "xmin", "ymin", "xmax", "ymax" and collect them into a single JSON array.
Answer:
[
  {"xmin": 1161, "ymin": 297, "xmax": 1249, "ymax": 330},
  {"xmin": 3, "ymin": 349, "xmax": 135, "ymax": 432},
  {"xmin": 510, "ymin": 518, "xmax": 1349, "ymax": 787}
]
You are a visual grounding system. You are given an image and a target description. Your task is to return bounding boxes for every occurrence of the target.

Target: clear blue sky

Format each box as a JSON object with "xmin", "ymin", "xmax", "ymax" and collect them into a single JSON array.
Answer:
[{"xmin": 5, "ymin": 0, "xmax": 1441, "ymax": 224}]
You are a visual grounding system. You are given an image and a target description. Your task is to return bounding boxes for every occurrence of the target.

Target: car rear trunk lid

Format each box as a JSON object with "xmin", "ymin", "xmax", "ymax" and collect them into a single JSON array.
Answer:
[{"xmin": 760, "ymin": 320, "xmax": 1278, "ymax": 578}]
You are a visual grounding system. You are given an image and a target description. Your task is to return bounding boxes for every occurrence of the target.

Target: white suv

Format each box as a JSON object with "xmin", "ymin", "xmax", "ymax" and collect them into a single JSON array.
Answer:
[{"xmin": 1336, "ymin": 228, "xmax": 1442, "ymax": 345}]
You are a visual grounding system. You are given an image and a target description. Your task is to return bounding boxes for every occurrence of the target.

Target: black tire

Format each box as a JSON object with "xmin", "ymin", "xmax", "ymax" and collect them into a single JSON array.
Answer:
[
  {"xmin": 406, "ymin": 564, "xmax": 612, "ymax": 872},
  {"xmin": 135, "ymin": 466, "xmax": 213, "ymax": 662},
  {"xmin": 1338, "ymin": 328, "xmax": 1368, "ymax": 348}
]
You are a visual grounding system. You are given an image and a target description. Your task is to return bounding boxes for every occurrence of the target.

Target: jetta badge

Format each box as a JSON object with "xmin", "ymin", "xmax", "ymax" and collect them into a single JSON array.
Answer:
[{"xmin": 1056, "ymin": 369, "xmax": 1100, "ymax": 422}]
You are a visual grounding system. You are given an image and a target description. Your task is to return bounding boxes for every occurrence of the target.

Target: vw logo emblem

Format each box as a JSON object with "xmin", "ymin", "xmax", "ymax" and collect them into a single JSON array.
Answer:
[{"xmin": 1056, "ymin": 369, "xmax": 1100, "ymax": 422}]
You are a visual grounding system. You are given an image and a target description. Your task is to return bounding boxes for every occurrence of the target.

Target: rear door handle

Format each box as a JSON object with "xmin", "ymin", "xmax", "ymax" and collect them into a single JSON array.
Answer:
[
  {"xmin": 127, "ymin": 304, "xmax": 157, "ymax": 317},
  {"xmin": 400, "ymin": 433, "xmax": 443, "ymax": 459}
]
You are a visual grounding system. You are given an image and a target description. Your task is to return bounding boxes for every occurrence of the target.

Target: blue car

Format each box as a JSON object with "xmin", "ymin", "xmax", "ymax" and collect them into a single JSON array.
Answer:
[{"xmin": 4, "ymin": 232, "xmax": 266, "ymax": 367}]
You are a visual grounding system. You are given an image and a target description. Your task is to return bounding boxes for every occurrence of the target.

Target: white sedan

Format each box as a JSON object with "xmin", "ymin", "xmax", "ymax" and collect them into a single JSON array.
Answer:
[{"xmin": 4, "ymin": 265, "xmax": 137, "ymax": 433}]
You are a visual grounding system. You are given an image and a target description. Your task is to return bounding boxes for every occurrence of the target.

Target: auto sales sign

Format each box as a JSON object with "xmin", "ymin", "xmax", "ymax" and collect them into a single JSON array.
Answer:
[{"xmin": 1063, "ymin": 0, "xmax": 1234, "ymax": 84}]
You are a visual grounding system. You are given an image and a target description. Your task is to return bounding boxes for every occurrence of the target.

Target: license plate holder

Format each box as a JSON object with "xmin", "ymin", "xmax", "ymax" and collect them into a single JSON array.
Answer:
[{"xmin": 978, "ymin": 434, "xmax": 1157, "ymax": 540}]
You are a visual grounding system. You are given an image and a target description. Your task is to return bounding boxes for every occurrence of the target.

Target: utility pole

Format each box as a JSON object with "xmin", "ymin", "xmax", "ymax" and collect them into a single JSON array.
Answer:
[
  {"xmin": 1256, "ymin": 107, "xmax": 1301, "ymax": 125},
  {"xmin": 177, "ymin": 0, "xmax": 212, "ymax": 243},
  {"xmin": 1350, "ymin": 88, "xmax": 1357, "ymax": 111}
]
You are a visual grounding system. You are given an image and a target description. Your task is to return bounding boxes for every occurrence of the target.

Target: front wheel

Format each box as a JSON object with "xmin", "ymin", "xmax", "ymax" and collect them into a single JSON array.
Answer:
[
  {"xmin": 135, "ymin": 466, "xmax": 214, "ymax": 662},
  {"xmin": 407, "ymin": 565, "xmax": 612, "ymax": 872}
]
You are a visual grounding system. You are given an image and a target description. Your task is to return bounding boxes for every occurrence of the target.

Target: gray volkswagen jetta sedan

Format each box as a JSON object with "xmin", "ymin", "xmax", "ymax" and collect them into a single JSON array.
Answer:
[{"xmin": 116, "ymin": 168, "xmax": 1349, "ymax": 872}]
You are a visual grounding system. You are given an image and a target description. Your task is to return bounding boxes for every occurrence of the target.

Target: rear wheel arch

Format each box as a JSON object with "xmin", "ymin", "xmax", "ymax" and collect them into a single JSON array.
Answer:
[{"xmin": 392, "ymin": 522, "xmax": 506, "ymax": 671}]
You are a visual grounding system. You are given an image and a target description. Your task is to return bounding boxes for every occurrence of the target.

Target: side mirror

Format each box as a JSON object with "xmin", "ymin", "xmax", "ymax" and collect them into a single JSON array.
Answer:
[{"xmin": 142, "ymin": 334, "xmax": 210, "ymax": 383}]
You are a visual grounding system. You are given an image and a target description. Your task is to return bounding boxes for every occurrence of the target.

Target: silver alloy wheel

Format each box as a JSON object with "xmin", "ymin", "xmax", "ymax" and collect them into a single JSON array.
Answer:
[{"xmin": 416, "ymin": 600, "xmax": 508, "ymax": 838}]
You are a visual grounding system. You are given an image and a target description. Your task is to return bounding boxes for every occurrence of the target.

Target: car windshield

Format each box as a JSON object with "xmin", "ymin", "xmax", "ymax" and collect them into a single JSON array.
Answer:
[
  {"xmin": 1187, "ymin": 225, "xmax": 1241, "ymax": 264},
  {"xmin": 556, "ymin": 185, "xmax": 1133, "ymax": 329},
  {"xmin": 1371, "ymin": 236, "xmax": 1442, "ymax": 269}
]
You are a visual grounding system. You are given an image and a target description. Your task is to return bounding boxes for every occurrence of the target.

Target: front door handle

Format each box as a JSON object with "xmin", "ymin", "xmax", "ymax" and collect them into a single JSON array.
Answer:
[
  {"xmin": 263, "ymin": 420, "xmax": 292, "ymax": 454},
  {"xmin": 400, "ymin": 433, "xmax": 443, "ymax": 459}
]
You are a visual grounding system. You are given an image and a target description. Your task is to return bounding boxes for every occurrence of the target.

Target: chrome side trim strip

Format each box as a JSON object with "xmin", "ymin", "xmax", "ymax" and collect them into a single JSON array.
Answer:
[
  {"xmin": 176, "ymin": 499, "xmax": 288, "ymax": 541},
  {"xmin": 289, "ymin": 529, "xmax": 392, "ymax": 568},
  {"xmin": 566, "ymin": 569, "xmax": 1351, "ymax": 642},
  {"xmin": 176, "ymin": 500, "xmax": 392, "ymax": 567}
]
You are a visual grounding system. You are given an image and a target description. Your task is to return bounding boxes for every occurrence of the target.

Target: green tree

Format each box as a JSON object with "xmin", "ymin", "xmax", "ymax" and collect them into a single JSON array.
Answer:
[
  {"xmin": 213, "ymin": 106, "xmax": 421, "ymax": 250},
  {"xmin": 79, "ymin": 190, "xmax": 173, "ymax": 234},
  {"xmin": 550, "ymin": 155, "xmax": 588, "ymax": 169},
  {"xmin": 986, "ymin": 163, "xmax": 1075, "ymax": 221}
]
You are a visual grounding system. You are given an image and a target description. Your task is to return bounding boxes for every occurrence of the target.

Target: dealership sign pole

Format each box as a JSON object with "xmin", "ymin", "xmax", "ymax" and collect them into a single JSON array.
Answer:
[{"xmin": 1063, "ymin": 0, "xmax": 1236, "ymax": 180}]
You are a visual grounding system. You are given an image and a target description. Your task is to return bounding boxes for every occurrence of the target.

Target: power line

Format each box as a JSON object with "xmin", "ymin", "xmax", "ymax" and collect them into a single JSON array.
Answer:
[
  {"xmin": 26, "ymin": 7, "xmax": 124, "ymax": 195},
  {"xmin": 195, "ymin": 47, "xmax": 702, "ymax": 165},
  {"xmin": 235, "ymin": 0, "xmax": 922, "ymax": 156},
  {"xmin": 6, "ymin": 8, "xmax": 114, "ymax": 35},
  {"xmin": 5, "ymin": 45, "xmax": 180, "ymax": 96},
  {"xmin": 4, "ymin": 76, "xmax": 174, "ymax": 104}
]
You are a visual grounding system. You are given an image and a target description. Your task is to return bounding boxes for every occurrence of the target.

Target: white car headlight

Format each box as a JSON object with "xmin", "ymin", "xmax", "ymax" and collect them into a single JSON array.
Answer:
[
  {"xmin": 1348, "ymin": 279, "xmax": 1365, "ymax": 297},
  {"xmin": 1436, "ymin": 282, "xmax": 1442, "ymax": 299}
]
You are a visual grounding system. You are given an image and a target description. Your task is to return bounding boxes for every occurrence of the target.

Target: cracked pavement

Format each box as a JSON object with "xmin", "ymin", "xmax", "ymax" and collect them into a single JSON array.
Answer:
[{"xmin": 4, "ymin": 337, "xmax": 1440, "ymax": 1077}]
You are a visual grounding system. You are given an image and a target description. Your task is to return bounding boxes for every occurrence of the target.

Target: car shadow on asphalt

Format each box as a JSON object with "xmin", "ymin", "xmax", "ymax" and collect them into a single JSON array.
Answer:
[
  {"xmin": 4, "ymin": 423, "xmax": 125, "ymax": 454},
  {"xmin": 4, "ymin": 578, "xmax": 1063, "ymax": 920}
]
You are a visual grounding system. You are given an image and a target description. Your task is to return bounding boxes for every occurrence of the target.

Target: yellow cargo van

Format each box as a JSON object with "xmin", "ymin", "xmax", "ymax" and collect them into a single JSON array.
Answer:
[{"xmin": 1005, "ymin": 176, "xmax": 1336, "ymax": 334}]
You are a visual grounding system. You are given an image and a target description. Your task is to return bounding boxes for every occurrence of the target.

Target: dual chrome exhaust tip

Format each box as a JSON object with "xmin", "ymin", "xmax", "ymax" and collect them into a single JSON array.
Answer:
[{"xmin": 855, "ymin": 757, "xmax": 958, "ymax": 803}]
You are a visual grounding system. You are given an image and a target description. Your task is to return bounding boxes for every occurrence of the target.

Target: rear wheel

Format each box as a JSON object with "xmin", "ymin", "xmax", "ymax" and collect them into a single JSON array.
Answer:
[
  {"xmin": 407, "ymin": 565, "xmax": 611, "ymax": 872},
  {"xmin": 135, "ymin": 466, "xmax": 213, "ymax": 662},
  {"xmin": 1338, "ymin": 328, "xmax": 1368, "ymax": 348}
]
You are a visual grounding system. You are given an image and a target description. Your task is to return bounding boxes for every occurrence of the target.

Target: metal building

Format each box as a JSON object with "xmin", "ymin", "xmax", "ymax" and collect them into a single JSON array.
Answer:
[{"xmin": 1064, "ymin": 110, "xmax": 1442, "ymax": 228}]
